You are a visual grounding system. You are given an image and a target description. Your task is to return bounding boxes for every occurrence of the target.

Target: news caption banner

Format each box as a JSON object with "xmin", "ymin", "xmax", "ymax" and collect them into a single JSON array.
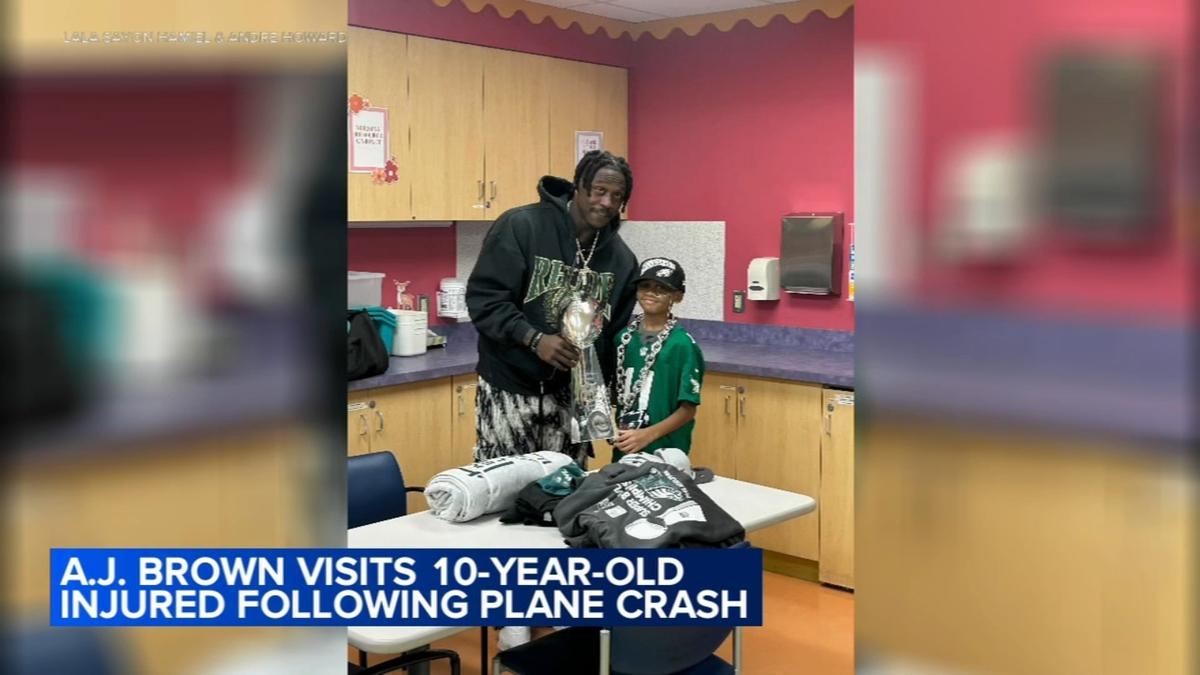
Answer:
[{"xmin": 52, "ymin": 549, "xmax": 762, "ymax": 627}]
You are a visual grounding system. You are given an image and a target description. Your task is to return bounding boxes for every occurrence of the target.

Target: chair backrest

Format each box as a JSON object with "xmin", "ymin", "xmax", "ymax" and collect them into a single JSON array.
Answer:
[
  {"xmin": 609, "ymin": 541, "xmax": 750, "ymax": 674},
  {"xmin": 347, "ymin": 451, "xmax": 409, "ymax": 528},
  {"xmin": 5, "ymin": 625, "xmax": 125, "ymax": 675},
  {"xmin": 609, "ymin": 626, "xmax": 731, "ymax": 675}
]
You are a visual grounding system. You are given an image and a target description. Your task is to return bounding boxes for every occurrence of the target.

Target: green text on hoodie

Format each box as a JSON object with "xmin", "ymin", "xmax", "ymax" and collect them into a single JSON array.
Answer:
[{"xmin": 466, "ymin": 176, "xmax": 639, "ymax": 397}]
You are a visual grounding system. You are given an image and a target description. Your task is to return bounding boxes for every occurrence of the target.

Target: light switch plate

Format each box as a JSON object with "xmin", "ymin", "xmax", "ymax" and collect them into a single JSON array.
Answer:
[{"xmin": 732, "ymin": 290, "xmax": 745, "ymax": 314}]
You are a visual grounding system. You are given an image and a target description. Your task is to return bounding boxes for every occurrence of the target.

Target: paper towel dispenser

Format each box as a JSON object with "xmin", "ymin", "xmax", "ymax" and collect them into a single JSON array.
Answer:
[{"xmin": 780, "ymin": 212, "xmax": 844, "ymax": 295}]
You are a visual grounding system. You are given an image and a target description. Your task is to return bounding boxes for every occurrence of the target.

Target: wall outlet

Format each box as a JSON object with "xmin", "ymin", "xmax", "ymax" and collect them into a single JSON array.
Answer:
[{"xmin": 732, "ymin": 290, "xmax": 746, "ymax": 314}]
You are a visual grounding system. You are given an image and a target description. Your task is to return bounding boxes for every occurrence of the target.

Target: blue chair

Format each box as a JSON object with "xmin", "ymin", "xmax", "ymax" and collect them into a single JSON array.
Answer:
[
  {"xmin": 492, "ymin": 626, "xmax": 740, "ymax": 675},
  {"xmin": 348, "ymin": 452, "xmax": 460, "ymax": 675},
  {"xmin": 4, "ymin": 624, "xmax": 126, "ymax": 675},
  {"xmin": 348, "ymin": 451, "xmax": 424, "ymax": 528}
]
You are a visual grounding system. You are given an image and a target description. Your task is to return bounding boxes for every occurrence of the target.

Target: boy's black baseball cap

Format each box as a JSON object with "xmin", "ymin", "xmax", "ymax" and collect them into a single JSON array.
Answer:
[{"xmin": 635, "ymin": 257, "xmax": 686, "ymax": 293}]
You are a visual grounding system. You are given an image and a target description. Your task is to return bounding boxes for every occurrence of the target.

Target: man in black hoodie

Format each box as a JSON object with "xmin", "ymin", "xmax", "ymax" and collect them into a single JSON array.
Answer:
[{"xmin": 467, "ymin": 151, "xmax": 639, "ymax": 467}]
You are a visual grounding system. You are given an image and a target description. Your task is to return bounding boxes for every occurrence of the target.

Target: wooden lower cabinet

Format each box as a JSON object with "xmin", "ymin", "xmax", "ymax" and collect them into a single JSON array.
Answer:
[
  {"xmin": 348, "ymin": 379, "xmax": 453, "ymax": 514},
  {"xmin": 819, "ymin": 390, "xmax": 855, "ymax": 588},
  {"xmin": 7, "ymin": 425, "xmax": 317, "ymax": 675},
  {"xmin": 858, "ymin": 421, "xmax": 1192, "ymax": 674},
  {"xmin": 736, "ymin": 378, "xmax": 823, "ymax": 561},
  {"xmin": 451, "ymin": 374, "xmax": 480, "ymax": 467},
  {"xmin": 689, "ymin": 373, "xmax": 739, "ymax": 479},
  {"xmin": 351, "ymin": 374, "xmax": 854, "ymax": 584},
  {"xmin": 690, "ymin": 375, "xmax": 823, "ymax": 561}
]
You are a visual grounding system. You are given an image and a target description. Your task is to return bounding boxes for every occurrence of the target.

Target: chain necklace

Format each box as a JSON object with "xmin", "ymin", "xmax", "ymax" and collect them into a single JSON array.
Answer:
[
  {"xmin": 615, "ymin": 313, "xmax": 678, "ymax": 417},
  {"xmin": 576, "ymin": 236, "xmax": 599, "ymax": 270},
  {"xmin": 568, "ymin": 200, "xmax": 600, "ymax": 270}
]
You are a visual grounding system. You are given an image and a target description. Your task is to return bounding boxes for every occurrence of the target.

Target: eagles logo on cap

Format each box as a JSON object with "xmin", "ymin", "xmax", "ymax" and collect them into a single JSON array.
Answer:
[{"xmin": 635, "ymin": 257, "xmax": 686, "ymax": 292}]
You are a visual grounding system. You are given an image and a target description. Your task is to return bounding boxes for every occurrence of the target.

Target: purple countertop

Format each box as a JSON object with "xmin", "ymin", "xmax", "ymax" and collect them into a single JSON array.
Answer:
[
  {"xmin": 350, "ymin": 310, "xmax": 1195, "ymax": 448},
  {"xmin": 348, "ymin": 342, "xmax": 480, "ymax": 391},
  {"xmin": 20, "ymin": 367, "xmax": 314, "ymax": 458},
  {"xmin": 22, "ymin": 317, "xmax": 852, "ymax": 459},
  {"xmin": 859, "ymin": 305, "xmax": 1193, "ymax": 447},
  {"xmin": 18, "ymin": 311, "xmax": 318, "ymax": 459},
  {"xmin": 349, "ymin": 321, "xmax": 856, "ymax": 392},
  {"xmin": 701, "ymin": 341, "xmax": 854, "ymax": 388}
]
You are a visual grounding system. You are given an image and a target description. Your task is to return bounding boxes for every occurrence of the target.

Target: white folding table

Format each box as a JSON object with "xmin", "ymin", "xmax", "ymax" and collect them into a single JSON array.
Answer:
[{"xmin": 347, "ymin": 474, "xmax": 816, "ymax": 670}]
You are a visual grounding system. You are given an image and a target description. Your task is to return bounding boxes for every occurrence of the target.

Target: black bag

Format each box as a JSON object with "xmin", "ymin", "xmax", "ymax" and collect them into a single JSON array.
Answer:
[
  {"xmin": 1, "ymin": 275, "xmax": 86, "ymax": 427},
  {"xmin": 347, "ymin": 309, "xmax": 389, "ymax": 380}
]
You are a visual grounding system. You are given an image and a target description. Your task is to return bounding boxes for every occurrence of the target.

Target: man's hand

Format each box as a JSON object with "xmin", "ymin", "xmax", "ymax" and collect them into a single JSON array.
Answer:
[
  {"xmin": 535, "ymin": 334, "xmax": 580, "ymax": 370},
  {"xmin": 615, "ymin": 427, "xmax": 657, "ymax": 455}
]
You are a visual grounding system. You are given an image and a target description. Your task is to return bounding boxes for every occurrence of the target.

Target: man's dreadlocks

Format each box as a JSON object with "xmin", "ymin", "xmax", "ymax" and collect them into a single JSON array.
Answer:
[{"xmin": 573, "ymin": 150, "xmax": 633, "ymax": 211}]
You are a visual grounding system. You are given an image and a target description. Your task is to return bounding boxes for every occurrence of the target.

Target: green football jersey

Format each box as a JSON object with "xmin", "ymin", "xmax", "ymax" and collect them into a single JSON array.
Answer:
[{"xmin": 612, "ymin": 324, "xmax": 705, "ymax": 460}]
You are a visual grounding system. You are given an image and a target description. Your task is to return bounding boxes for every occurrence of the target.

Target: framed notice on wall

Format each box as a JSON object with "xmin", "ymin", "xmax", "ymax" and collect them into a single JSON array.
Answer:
[
  {"xmin": 348, "ymin": 107, "xmax": 389, "ymax": 172},
  {"xmin": 575, "ymin": 131, "xmax": 604, "ymax": 163}
]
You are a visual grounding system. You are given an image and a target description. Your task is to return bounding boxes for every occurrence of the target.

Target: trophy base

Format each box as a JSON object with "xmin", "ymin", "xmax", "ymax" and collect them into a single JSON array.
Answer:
[{"xmin": 570, "ymin": 407, "xmax": 615, "ymax": 443}]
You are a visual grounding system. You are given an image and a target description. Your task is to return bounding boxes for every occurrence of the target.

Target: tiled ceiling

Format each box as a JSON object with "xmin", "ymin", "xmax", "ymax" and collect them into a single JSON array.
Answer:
[{"xmin": 528, "ymin": 0, "xmax": 794, "ymax": 23}]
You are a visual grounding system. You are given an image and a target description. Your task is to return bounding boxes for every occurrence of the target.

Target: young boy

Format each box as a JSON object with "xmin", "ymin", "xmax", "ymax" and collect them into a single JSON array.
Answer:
[{"xmin": 612, "ymin": 258, "xmax": 705, "ymax": 460}]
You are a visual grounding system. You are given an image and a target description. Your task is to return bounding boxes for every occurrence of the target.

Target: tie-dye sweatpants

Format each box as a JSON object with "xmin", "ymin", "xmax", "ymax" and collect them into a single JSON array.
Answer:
[{"xmin": 474, "ymin": 376, "xmax": 591, "ymax": 466}]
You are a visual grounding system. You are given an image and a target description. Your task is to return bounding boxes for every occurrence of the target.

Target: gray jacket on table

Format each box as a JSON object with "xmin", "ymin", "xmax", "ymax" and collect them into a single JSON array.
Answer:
[{"xmin": 553, "ymin": 462, "xmax": 745, "ymax": 549}]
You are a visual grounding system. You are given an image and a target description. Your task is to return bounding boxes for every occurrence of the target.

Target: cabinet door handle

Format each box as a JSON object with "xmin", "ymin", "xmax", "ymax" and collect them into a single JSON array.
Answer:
[
  {"xmin": 477, "ymin": 179, "xmax": 485, "ymax": 201},
  {"xmin": 375, "ymin": 410, "xmax": 385, "ymax": 432},
  {"xmin": 357, "ymin": 414, "xmax": 369, "ymax": 437},
  {"xmin": 739, "ymin": 396, "xmax": 747, "ymax": 418},
  {"xmin": 490, "ymin": 180, "xmax": 497, "ymax": 200},
  {"xmin": 456, "ymin": 384, "xmax": 477, "ymax": 416},
  {"xmin": 719, "ymin": 384, "xmax": 736, "ymax": 415},
  {"xmin": 823, "ymin": 412, "xmax": 831, "ymax": 435}
]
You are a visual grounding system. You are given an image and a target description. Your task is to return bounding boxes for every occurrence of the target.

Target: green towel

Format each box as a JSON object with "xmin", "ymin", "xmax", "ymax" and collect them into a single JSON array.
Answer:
[{"xmin": 535, "ymin": 463, "xmax": 585, "ymax": 496}]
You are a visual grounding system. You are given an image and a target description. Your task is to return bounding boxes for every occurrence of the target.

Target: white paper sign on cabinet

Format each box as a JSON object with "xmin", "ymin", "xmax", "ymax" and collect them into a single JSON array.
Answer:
[
  {"xmin": 575, "ymin": 130, "xmax": 604, "ymax": 163},
  {"xmin": 349, "ymin": 107, "xmax": 389, "ymax": 172}
]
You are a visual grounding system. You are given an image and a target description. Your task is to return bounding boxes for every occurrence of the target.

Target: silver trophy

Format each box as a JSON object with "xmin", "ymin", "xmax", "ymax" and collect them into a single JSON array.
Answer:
[{"xmin": 560, "ymin": 295, "xmax": 615, "ymax": 442}]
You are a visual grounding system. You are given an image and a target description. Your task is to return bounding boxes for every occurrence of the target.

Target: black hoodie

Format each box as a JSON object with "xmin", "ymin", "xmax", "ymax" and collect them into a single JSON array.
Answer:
[{"xmin": 467, "ymin": 175, "xmax": 638, "ymax": 397}]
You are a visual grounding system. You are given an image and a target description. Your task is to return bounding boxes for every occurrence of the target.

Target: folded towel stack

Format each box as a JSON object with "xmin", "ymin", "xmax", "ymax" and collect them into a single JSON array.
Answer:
[{"xmin": 425, "ymin": 451, "xmax": 575, "ymax": 522}]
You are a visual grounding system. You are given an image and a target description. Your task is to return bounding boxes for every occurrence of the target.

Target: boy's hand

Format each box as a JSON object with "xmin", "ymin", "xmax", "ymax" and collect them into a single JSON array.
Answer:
[
  {"xmin": 615, "ymin": 428, "xmax": 656, "ymax": 454},
  {"xmin": 536, "ymin": 334, "xmax": 580, "ymax": 370}
]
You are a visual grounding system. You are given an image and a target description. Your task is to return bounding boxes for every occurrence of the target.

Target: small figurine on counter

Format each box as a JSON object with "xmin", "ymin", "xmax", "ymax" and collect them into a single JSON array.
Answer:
[{"xmin": 394, "ymin": 280, "xmax": 415, "ymax": 310}]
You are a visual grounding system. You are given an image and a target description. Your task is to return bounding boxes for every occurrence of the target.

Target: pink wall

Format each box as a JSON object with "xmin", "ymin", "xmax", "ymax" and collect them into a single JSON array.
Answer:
[
  {"xmin": 347, "ymin": 0, "xmax": 856, "ymax": 330},
  {"xmin": 857, "ymin": 0, "xmax": 1193, "ymax": 319},
  {"xmin": 348, "ymin": 227, "xmax": 458, "ymax": 324},
  {"xmin": 14, "ymin": 76, "xmax": 245, "ymax": 257},
  {"xmin": 629, "ymin": 12, "xmax": 855, "ymax": 329}
]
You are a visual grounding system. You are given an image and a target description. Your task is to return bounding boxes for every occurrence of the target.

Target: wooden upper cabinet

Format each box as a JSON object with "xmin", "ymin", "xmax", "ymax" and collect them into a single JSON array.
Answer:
[
  {"xmin": 350, "ymin": 34, "xmax": 628, "ymax": 222},
  {"xmin": 347, "ymin": 27, "xmax": 412, "ymax": 222},
  {"xmin": 484, "ymin": 48, "xmax": 550, "ymax": 217},
  {"xmin": 548, "ymin": 59, "xmax": 629, "ymax": 188},
  {"xmin": 408, "ymin": 36, "xmax": 486, "ymax": 221}
]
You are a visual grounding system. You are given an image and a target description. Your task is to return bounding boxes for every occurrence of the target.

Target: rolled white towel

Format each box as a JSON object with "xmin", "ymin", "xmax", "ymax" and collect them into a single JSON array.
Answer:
[
  {"xmin": 425, "ymin": 451, "xmax": 575, "ymax": 522},
  {"xmin": 617, "ymin": 447, "xmax": 693, "ymax": 478}
]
